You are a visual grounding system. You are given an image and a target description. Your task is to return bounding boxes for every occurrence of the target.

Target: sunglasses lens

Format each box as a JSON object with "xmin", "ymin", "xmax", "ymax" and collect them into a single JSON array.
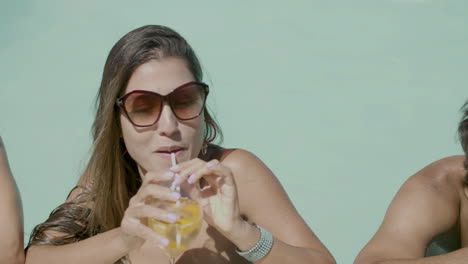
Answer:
[
  {"xmin": 124, "ymin": 92, "xmax": 161, "ymax": 126},
  {"xmin": 170, "ymin": 83, "xmax": 206, "ymax": 119}
]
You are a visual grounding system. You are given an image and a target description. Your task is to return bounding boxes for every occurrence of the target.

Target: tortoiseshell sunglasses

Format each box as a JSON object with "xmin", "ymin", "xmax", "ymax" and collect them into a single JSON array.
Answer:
[{"xmin": 116, "ymin": 81, "xmax": 209, "ymax": 127}]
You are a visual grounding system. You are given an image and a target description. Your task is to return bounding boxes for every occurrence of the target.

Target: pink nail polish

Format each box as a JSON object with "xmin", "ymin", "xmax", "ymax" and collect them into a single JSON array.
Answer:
[
  {"xmin": 174, "ymin": 174, "xmax": 182, "ymax": 185},
  {"xmin": 171, "ymin": 192, "xmax": 181, "ymax": 200},
  {"xmin": 161, "ymin": 238, "xmax": 169, "ymax": 246},
  {"xmin": 206, "ymin": 161, "xmax": 216, "ymax": 168},
  {"xmin": 168, "ymin": 213, "xmax": 178, "ymax": 222},
  {"xmin": 163, "ymin": 171, "xmax": 174, "ymax": 179},
  {"xmin": 188, "ymin": 174, "xmax": 196, "ymax": 184}
]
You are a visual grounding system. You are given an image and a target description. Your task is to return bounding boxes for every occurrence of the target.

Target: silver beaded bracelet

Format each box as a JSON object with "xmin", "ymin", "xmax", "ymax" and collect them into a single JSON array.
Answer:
[{"xmin": 236, "ymin": 225, "xmax": 274, "ymax": 262}]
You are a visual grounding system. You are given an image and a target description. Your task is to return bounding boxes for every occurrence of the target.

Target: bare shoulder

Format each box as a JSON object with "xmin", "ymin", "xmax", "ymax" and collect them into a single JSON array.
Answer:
[
  {"xmin": 408, "ymin": 155, "xmax": 466, "ymax": 198},
  {"xmin": 217, "ymin": 148, "xmax": 278, "ymax": 188},
  {"xmin": 217, "ymin": 147, "xmax": 281, "ymax": 201},
  {"xmin": 355, "ymin": 156, "xmax": 466, "ymax": 263},
  {"xmin": 394, "ymin": 155, "xmax": 466, "ymax": 226},
  {"xmin": 219, "ymin": 148, "xmax": 267, "ymax": 172}
]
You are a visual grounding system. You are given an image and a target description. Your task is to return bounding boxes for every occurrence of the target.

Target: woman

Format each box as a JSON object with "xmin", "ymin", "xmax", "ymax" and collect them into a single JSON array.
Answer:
[
  {"xmin": 25, "ymin": 25, "xmax": 335, "ymax": 264},
  {"xmin": 0, "ymin": 137, "xmax": 25, "ymax": 264},
  {"xmin": 354, "ymin": 102, "xmax": 468, "ymax": 264}
]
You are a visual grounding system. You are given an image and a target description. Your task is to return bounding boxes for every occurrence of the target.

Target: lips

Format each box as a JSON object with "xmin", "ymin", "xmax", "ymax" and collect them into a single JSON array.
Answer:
[{"xmin": 154, "ymin": 146, "xmax": 185, "ymax": 153}]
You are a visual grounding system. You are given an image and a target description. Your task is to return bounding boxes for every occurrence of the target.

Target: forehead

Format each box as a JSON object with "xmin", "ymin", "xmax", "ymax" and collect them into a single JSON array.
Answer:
[{"xmin": 125, "ymin": 57, "xmax": 194, "ymax": 95}]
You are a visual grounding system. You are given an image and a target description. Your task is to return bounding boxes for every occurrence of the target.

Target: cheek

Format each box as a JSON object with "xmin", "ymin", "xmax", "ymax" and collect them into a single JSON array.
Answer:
[
  {"xmin": 120, "ymin": 116, "xmax": 147, "ymax": 158},
  {"xmin": 120, "ymin": 116, "xmax": 161, "ymax": 174}
]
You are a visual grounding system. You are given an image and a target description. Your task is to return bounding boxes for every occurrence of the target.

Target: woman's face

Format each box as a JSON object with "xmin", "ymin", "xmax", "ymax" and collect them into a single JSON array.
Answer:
[{"xmin": 120, "ymin": 57, "xmax": 205, "ymax": 176}]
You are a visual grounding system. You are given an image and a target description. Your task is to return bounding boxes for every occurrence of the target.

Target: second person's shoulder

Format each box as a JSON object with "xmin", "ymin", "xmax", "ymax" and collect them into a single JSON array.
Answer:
[{"xmin": 413, "ymin": 156, "xmax": 466, "ymax": 185}]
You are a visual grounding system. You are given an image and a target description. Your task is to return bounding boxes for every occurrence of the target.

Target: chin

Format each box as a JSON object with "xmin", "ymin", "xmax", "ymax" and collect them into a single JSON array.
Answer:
[{"xmin": 152, "ymin": 159, "xmax": 172, "ymax": 171}]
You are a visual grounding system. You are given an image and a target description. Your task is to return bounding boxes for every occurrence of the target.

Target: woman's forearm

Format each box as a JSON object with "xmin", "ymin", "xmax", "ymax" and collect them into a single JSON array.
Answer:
[
  {"xmin": 227, "ymin": 222, "xmax": 335, "ymax": 264},
  {"xmin": 256, "ymin": 238, "xmax": 336, "ymax": 264},
  {"xmin": 25, "ymin": 228, "xmax": 131, "ymax": 264}
]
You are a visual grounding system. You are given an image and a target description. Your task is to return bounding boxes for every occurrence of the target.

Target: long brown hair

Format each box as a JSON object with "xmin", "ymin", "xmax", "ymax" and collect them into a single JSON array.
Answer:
[
  {"xmin": 27, "ymin": 25, "xmax": 222, "ymax": 259},
  {"xmin": 459, "ymin": 100, "xmax": 468, "ymax": 184}
]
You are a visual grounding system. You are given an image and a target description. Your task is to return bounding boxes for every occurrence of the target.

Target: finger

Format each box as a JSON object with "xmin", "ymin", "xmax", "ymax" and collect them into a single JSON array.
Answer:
[
  {"xmin": 126, "ymin": 204, "xmax": 179, "ymax": 223},
  {"xmin": 142, "ymin": 171, "xmax": 174, "ymax": 185},
  {"xmin": 186, "ymin": 165, "xmax": 221, "ymax": 188},
  {"xmin": 209, "ymin": 162, "xmax": 235, "ymax": 185},
  {"xmin": 185, "ymin": 159, "xmax": 218, "ymax": 184},
  {"xmin": 206, "ymin": 159, "xmax": 220, "ymax": 168},
  {"xmin": 121, "ymin": 217, "xmax": 170, "ymax": 247},
  {"xmin": 129, "ymin": 184, "xmax": 180, "ymax": 206},
  {"xmin": 187, "ymin": 161, "xmax": 234, "ymax": 186},
  {"xmin": 138, "ymin": 223, "xmax": 171, "ymax": 247},
  {"xmin": 203, "ymin": 159, "xmax": 234, "ymax": 185},
  {"xmin": 189, "ymin": 164, "xmax": 237, "ymax": 197},
  {"xmin": 202, "ymin": 173, "xmax": 225, "ymax": 190},
  {"xmin": 169, "ymin": 158, "xmax": 204, "ymax": 173},
  {"xmin": 168, "ymin": 158, "xmax": 207, "ymax": 185},
  {"xmin": 198, "ymin": 184, "xmax": 217, "ymax": 199},
  {"xmin": 176, "ymin": 161, "xmax": 207, "ymax": 184}
]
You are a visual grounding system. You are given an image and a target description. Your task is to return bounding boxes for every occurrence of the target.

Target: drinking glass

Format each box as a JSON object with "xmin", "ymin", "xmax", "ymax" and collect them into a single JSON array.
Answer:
[{"xmin": 145, "ymin": 181, "xmax": 203, "ymax": 263}]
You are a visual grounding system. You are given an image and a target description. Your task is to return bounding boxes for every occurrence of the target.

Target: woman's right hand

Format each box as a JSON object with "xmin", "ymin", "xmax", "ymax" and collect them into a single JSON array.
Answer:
[{"xmin": 119, "ymin": 171, "xmax": 181, "ymax": 250}]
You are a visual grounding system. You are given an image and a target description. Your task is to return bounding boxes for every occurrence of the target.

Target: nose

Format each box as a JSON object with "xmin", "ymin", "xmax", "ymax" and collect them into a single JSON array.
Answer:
[{"xmin": 156, "ymin": 102, "xmax": 179, "ymax": 137}]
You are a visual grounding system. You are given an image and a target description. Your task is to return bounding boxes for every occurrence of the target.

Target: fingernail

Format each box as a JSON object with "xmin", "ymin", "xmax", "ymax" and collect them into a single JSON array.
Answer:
[
  {"xmin": 188, "ymin": 174, "xmax": 196, "ymax": 184},
  {"xmin": 163, "ymin": 171, "xmax": 174, "ymax": 179},
  {"xmin": 207, "ymin": 161, "xmax": 217, "ymax": 168},
  {"xmin": 174, "ymin": 174, "xmax": 182, "ymax": 185},
  {"xmin": 170, "ymin": 165, "xmax": 180, "ymax": 171},
  {"xmin": 168, "ymin": 213, "xmax": 178, "ymax": 222},
  {"xmin": 171, "ymin": 192, "xmax": 181, "ymax": 201},
  {"xmin": 161, "ymin": 238, "xmax": 170, "ymax": 246}
]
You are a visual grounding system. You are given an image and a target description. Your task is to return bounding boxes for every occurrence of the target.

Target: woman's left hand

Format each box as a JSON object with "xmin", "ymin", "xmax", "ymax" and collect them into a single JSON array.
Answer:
[{"xmin": 169, "ymin": 158, "xmax": 244, "ymax": 236}]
